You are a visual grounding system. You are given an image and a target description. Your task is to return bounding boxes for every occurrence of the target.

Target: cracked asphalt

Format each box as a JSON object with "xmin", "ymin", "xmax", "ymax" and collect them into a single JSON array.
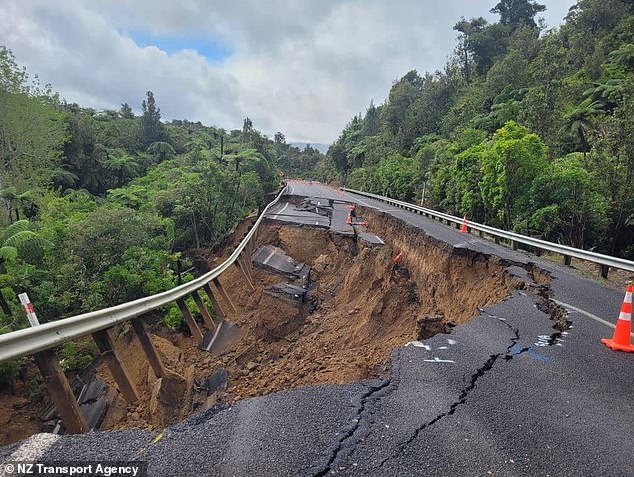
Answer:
[{"xmin": 2, "ymin": 180, "xmax": 632, "ymax": 476}]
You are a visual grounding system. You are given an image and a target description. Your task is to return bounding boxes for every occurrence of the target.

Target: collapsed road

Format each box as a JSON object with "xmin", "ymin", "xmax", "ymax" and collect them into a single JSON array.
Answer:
[{"xmin": 1, "ymin": 180, "xmax": 633, "ymax": 476}]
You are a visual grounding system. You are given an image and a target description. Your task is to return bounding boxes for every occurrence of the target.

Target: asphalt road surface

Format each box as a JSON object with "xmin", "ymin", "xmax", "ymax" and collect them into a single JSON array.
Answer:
[{"xmin": 1, "ymin": 180, "xmax": 632, "ymax": 477}]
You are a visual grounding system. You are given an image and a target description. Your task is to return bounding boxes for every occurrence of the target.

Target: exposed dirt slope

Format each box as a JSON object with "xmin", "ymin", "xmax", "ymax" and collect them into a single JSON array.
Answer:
[{"xmin": 1, "ymin": 207, "xmax": 526, "ymax": 442}]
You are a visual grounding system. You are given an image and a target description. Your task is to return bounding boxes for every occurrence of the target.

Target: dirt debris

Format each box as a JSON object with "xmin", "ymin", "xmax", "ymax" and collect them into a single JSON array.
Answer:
[
  {"xmin": 1, "ymin": 204, "xmax": 539, "ymax": 443},
  {"xmin": 102, "ymin": 210, "xmax": 518, "ymax": 432}
]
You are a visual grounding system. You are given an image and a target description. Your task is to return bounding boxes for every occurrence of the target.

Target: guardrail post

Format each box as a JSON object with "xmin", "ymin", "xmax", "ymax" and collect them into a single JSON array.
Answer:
[
  {"xmin": 235, "ymin": 259, "xmax": 255, "ymax": 291},
  {"xmin": 191, "ymin": 291, "xmax": 216, "ymax": 330},
  {"xmin": 511, "ymin": 240, "xmax": 518, "ymax": 251},
  {"xmin": 203, "ymin": 283, "xmax": 226, "ymax": 321},
  {"xmin": 92, "ymin": 329, "xmax": 139, "ymax": 403},
  {"xmin": 600, "ymin": 265, "xmax": 609, "ymax": 279},
  {"xmin": 213, "ymin": 278, "xmax": 238, "ymax": 313},
  {"xmin": 34, "ymin": 349, "xmax": 88, "ymax": 434},
  {"xmin": 131, "ymin": 318, "xmax": 167, "ymax": 378},
  {"xmin": 478, "ymin": 230, "xmax": 484, "ymax": 238},
  {"xmin": 564, "ymin": 255, "xmax": 572, "ymax": 266},
  {"xmin": 176, "ymin": 298, "xmax": 204, "ymax": 342}
]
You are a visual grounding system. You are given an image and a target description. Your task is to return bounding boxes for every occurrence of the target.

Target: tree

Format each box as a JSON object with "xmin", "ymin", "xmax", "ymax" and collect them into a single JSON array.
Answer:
[
  {"xmin": 102, "ymin": 149, "xmax": 139, "ymax": 187},
  {"xmin": 0, "ymin": 220, "xmax": 49, "ymax": 318},
  {"xmin": 140, "ymin": 91, "xmax": 165, "ymax": 147},
  {"xmin": 0, "ymin": 47, "xmax": 67, "ymax": 201},
  {"xmin": 273, "ymin": 132, "xmax": 286, "ymax": 144},
  {"xmin": 453, "ymin": 17, "xmax": 488, "ymax": 84},
  {"xmin": 361, "ymin": 100, "xmax": 381, "ymax": 136},
  {"xmin": 480, "ymin": 121, "xmax": 548, "ymax": 229},
  {"xmin": 147, "ymin": 141, "xmax": 175, "ymax": 162},
  {"xmin": 329, "ymin": 142, "xmax": 348, "ymax": 176},
  {"xmin": 120, "ymin": 103, "xmax": 134, "ymax": 119},
  {"xmin": 528, "ymin": 154, "xmax": 607, "ymax": 247},
  {"xmin": 491, "ymin": 0, "xmax": 546, "ymax": 29}
]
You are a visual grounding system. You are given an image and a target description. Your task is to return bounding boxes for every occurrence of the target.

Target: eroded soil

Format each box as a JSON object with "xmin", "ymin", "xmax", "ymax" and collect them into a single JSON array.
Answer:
[{"xmin": 1, "ymin": 204, "xmax": 543, "ymax": 444}]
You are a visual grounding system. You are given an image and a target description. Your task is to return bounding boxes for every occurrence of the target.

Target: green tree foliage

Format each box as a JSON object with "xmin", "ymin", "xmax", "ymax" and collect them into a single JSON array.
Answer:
[
  {"xmin": 0, "ymin": 47, "xmax": 67, "ymax": 201},
  {"xmin": 490, "ymin": 0, "xmax": 546, "ymax": 29},
  {"xmin": 0, "ymin": 46, "xmax": 323, "ymax": 347},
  {"xmin": 321, "ymin": 0, "xmax": 634, "ymax": 258},
  {"xmin": 140, "ymin": 91, "xmax": 165, "ymax": 147},
  {"xmin": 480, "ymin": 121, "xmax": 548, "ymax": 229}
]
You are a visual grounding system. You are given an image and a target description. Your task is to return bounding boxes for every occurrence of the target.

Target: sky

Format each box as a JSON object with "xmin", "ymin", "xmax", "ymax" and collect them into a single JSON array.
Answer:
[{"xmin": 0, "ymin": 0, "xmax": 577, "ymax": 144}]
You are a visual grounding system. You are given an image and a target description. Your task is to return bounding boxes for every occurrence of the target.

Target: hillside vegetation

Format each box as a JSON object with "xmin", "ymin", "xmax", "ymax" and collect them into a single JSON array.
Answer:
[
  {"xmin": 0, "ymin": 45, "xmax": 321, "ymax": 373},
  {"xmin": 319, "ymin": 0, "xmax": 634, "ymax": 258}
]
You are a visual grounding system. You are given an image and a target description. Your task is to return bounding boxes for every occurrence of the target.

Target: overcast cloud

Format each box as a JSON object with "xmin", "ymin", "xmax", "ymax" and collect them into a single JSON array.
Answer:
[{"xmin": 0, "ymin": 0, "xmax": 576, "ymax": 144}]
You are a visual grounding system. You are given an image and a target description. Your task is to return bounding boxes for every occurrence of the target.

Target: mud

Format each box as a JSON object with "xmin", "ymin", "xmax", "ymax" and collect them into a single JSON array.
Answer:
[{"xmin": 1, "ymin": 204, "xmax": 547, "ymax": 443}]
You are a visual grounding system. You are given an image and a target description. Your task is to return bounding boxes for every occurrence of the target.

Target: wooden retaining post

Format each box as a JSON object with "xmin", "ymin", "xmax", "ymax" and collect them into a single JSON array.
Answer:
[
  {"xmin": 242, "ymin": 252, "xmax": 255, "ymax": 280},
  {"xmin": 203, "ymin": 283, "xmax": 226, "ymax": 321},
  {"xmin": 213, "ymin": 278, "xmax": 237, "ymax": 313},
  {"xmin": 600, "ymin": 265, "xmax": 610, "ymax": 279},
  {"xmin": 34, "ymin": 350, "xmax": 88, "ymax": 434},
  {"xmin": 176, "ymin": 298, "xmax": 204, "ymax": 342},
  {"xmin": 131, "ymin": 317, "xmax": 167, "ymax": 378},
  {"xmin": 235, "ymin": 259, "xmax": 255, "ymax": 291},
  {"xmin": 563, "ymin": 255, "xmax": 572, "ymax": 266},
  {"xmin": 191, "ymin": 291, "xmax": 216, "ymax": 331},
  {"xmin": 92, "ymin": 329, "xmax": 139, "ymax": 403}
]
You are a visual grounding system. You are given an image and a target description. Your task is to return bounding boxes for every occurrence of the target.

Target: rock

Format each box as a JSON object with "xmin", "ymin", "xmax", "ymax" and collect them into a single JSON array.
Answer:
[
  {"xmin": 246, "ymin": 362, "xmax": 259, "ymax": 371},
  {"xmin": 313, "ymin": 254, "xmax": 331, "ymax": 273},
  {"xmin": 416, "ymin": 314, "xmax": 455, "ymax": 340},
  {"xmin": 11, "ymin": 398, "xmax": 29, "ymax": 410},
  {"xmin": 205, "ymin": 368, "xmax": 229, "ymax": 395},
  {"xmin": 148, "ymin": 371, "xmax": 187, "ymax": 427}
]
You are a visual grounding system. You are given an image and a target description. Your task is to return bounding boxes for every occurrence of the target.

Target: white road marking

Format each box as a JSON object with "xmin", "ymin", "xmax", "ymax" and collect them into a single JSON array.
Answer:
[
  {"xmin": 272, "ymin": 202, "xmax": 289, "ymax": 220},
  {"xmin": 447, "ymin": 339, "xmax": 457, "ymax": 345},
  {"xmin": 262, "ymin": 248, "xmax": 277, "ymax": 266},
  {"xmin": 288, "ymin": 183, "xmax": 294, "ymax": 194},
  {"xmin": 405, "ymin": 341, "xmax": 431, "ymax": 350},
  {"xmin": 424, "ymin": 357, "xmax": 455, "ymax": 363},
  {"xmin": 554, "ymin": 300, "xmax": 634, "ymax": 336}
]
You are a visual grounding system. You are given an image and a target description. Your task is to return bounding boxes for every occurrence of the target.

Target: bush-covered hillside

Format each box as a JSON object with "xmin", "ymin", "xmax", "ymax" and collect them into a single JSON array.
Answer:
[{"xmin": 319, "ymin": 0, "xmax": 634, "ymax": 257}]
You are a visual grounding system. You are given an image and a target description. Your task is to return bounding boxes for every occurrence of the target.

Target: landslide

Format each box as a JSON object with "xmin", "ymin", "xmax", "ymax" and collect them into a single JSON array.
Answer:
[
  {"xmin": 0, "ymin": 208, "xmax": 524, "ymax": 442},
  {"xmin": 99, "ymin": 210, "xmax": 519, "ymax": 433}
]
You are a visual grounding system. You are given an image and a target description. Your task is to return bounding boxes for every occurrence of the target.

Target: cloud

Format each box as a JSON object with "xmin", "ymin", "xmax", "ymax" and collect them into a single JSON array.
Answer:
[{"xmin": 0, "ymin": 0, "xmax": 576, "ymax": 144}]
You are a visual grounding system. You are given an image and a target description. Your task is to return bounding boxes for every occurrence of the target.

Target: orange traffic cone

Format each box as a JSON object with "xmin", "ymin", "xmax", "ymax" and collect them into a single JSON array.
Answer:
[
  {"xmin": 460, "ymin": 216, "xmax": 468, "ymax": 233},
  {"xmin": 601, "ymin": 283, "xmax": 634, "ymax": 352},
  {"xmin": 393, "ymin": 252, "xmax": 403, "ymax": 265}
]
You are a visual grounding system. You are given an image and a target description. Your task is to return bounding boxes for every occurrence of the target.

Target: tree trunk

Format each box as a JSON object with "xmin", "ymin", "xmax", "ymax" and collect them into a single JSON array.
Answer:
[{"xmin": 0, "ymin": 290, "xmax": 12, "ymax": 317}]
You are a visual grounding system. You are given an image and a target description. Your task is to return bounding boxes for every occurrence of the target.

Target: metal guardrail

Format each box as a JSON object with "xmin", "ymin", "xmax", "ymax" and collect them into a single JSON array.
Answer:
[
  {"xmin": 0, "ymin": 186, "xmax": 288, "ymax": 364},
  {"xmin": 343, "ymin": 187, "xmax": 634, "ymax": 275}
]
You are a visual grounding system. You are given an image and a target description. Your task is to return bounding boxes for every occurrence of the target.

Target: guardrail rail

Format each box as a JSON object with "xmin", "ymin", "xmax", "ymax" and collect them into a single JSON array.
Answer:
[
  {"xmin": 0, "ymin": 185, "xmax": 287, "ymax": 433},
  {"xmin": 342, "ymin": 187, "xmax": 634, "ymax": 278}
]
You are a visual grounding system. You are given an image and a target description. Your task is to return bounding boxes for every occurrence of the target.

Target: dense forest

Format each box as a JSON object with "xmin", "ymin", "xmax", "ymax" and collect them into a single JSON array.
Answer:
[
  {"xmin": 0, "ymin": 44, "xmax": 321, "ymax": 375},
  {"xmin": 318, "ymin": 0, "xmax": 634, "ymax": 258}
]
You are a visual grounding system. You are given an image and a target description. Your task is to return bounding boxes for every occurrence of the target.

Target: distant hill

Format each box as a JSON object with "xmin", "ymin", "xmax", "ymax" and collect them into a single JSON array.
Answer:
[{"xmin": 289, "ymin": 142, "xmax": 329, "ymax": 154}]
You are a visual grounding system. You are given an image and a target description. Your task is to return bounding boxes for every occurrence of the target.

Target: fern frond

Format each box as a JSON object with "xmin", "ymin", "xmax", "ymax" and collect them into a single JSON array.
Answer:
[
  {"xmin": 1, "ymin": 220, "xmax": 31, "ymax": 243},
  {"xmin": 0, "ymin": 246, "xmax": 18, "ymax": 262}
]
